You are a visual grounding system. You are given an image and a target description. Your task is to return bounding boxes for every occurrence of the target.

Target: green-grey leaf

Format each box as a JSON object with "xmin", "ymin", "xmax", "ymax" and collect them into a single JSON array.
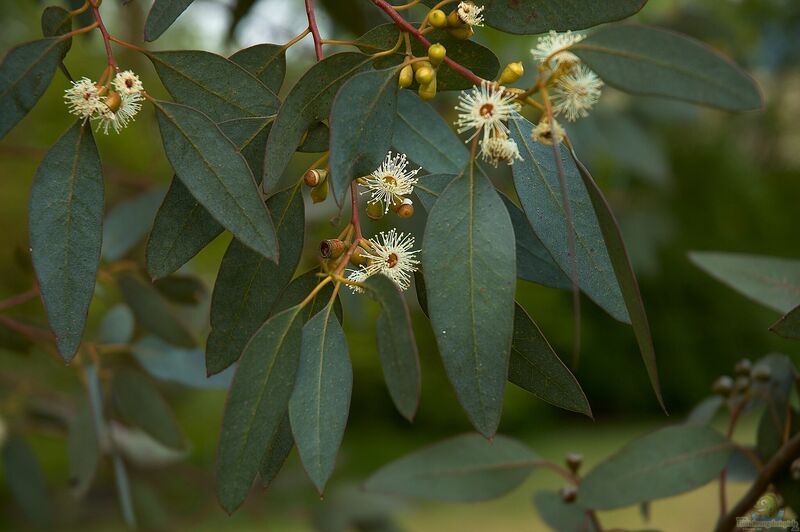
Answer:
[
  {"xmin": 364, "ymin": 275, "xmax": 421, "ymax": 421},
  {"xmin": 102, "ymin": 187, "xmax": 166, "ymax": 262},
  {"xmin": 145, "ymin": 116, "xmax": 272, "ymax": 279},
  {"xmin": 148, "ymin": 50, "xmax": 280, "ymax": 123},
  {"xmin": 229, "ymin": 43, "xmax": 286, "ymax": 93},
  {"xmin": 392, "ymin": 90, "xmax": 468, "ymax": 174},
  {"xmin": 68, "ymin": 400, "xmax": 100, "ymax": 499},
  {"xmin": 298, "ymin": 121, "xmax": 329, "ymax": 153},
  {"xmin": 422, "ymin": 168, "xmax": 516, "ymax": 438},
  {"xmin": 0, "ymin": 38, "xmax": 64, "ymax": 139},
  {"xmin": 154, "ymin": 100, "xmax": 277, "ymax": 260},
  {"xmin": 534, "ymin": 491, "xmax": 597, "ymax": 532},
  {"xmin": 573, "ymin": 24, "xmax": 762, "ymax": 111},
  {"xmin": 153, "ymin": 274, "xmax": 206, "ymax": 305},
  {"xmin": 289, "ymin": 304, "xmax": 352, "ymax": 494},
  {"xmin": 144, "ymin": 0, "xmax": 195, "ymax": 41},
  {"xmin": 578, "ymin": 425, "xmax": 733, "ymax": 509},
  {"xmin": 509, "ymin": 116, "xmax": 628, "ymax": 323},
  {"xmin": 41, "ymin": 6, "xmax": 72, "ymax": 63},
  {"xmin": 330, "ymin": 67, "xmax": 400, "ymax": 205},
  {"xmin": 472, "ymin": 0, "xmax": 645, "ymax": 34},
  {"xmin": 29, "ymin": 121, "xmax": 103, "ymax": 361},
  {"xmin": 685, "ymin": 396, "xmax": 723, "ymax": 426},
  {"xmin": 216, "ymin": 305, "xmax": 304, "ymax": 513},
  {"xmin": 118, "ymin": 273, "xmax": 196, "ymax": 348},
  {"xmin": 571, "ymin": 153, "xmax": 664, "ymax": 411},
  {"xmin": 263, "ymin": 52, "xmax": 371, "ymax": 193},
  {"xmin": 509, "ymin": 304, "xmax": 591, "ymax": 416},
  {"xmin": 364, "ymin": 433, "xmax": 536, "ymax": 501},
  {"xmin": 206, "ymin": 186, "xmax": 304, "ymax": 375},
  {"xmin": 275, "ymin": 269, "xmax": 344, "ymax": 324},
  {"xmin": 259, "ymin": 414, "xmax": 294, "ymax": 488},
  {"xmin": 2, "ymin": 436, "xmax": 51, "ymax": 528},
  {"xmin": 132, "ymin": 336, "xmax": 234, "ymax": 390},
  {"xmin": 689, "ymin": 251, "xmax": 800, "ymax": 313},
  {"xmin": 112, "ymin": 368, "xmax": 184, "ymax": 450},
  {"xmin": 99, "ymin": 304, "xmax": 135, "ymax": 345},
  {"xmin": 771, "ymin": 305, "xmax": 800, "ymax": 340}
]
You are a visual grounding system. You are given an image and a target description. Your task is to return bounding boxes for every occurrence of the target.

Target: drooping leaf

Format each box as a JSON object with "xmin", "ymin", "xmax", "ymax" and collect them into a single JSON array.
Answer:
[
  {"xmin": 229, "ymin": 43, "xmax": 287, "ymax": 94},
  {"xmin": 111, "ymin": 368, "xmax": 184, "ymax": 450},
  {"xmin": 259, "ymin": 414, "xmax": 294, "ymax": 488},
  {"xmin": 509, "ymin": 117, "xmax": 628, "ymax": 322},
  {"xmin": 571, "ymin": 153, "xmax": 665, "ymax": 411},
  {"xmin": 118, "ymin": 273, "xmax": 196, "ymax": 348},
  {"xmin": 392, "ymin": 90, "xmax": 468, "ymax": 175},
  {"xmin": 2, "ymin": 436, "xmax": 52, "ymax": 528},
  {"xmin": 145, "ymin": 116, "xmax": 273, "ymax": 279},
  {"xmin": 67, "ymin": 400, "xmax": 100, "ymax": 499},
  {"xmin": 573, "ymin": 24, "xmax": 762, "ymax": 111},
  {"xmin": 509, "ymin": 304, "xmax": 591, "ymax": 416},
  {"xmin": 111, "ymin": 453, "xmax": 137, "ymax": 528},
  {"xmin": 534, "ymin": 491, "xmax": 597, "ymax": 532},
  {"xmin": 217, "ymin": 305, "xmax": 304, "ymax": 513},
  {"xmin": 685, "ymin": 396, "xmax": 723, "ymax": 426},
  {"xmin": 298, "ymin": 121, "xmax": 329, "ymax": 153},
  {"xmin": 329, "ymin": 67, "xmax": 400, "ymax": 205},
  {"xmin": 413, "ymin": 173, "xmax": 458, "ymax": 212},
  {"xmin": 132, "ymin": 336, "xmax": 234, "ymax": 390},
  {"xmin": 102, "ymin": 187, "xmax": 166, "ymax": 262},
  {"xmin": 99, "ymin": 304, "xmax": 135, "ymax": 345},
  {"xmin": 153, "ymin": 100, "xmax": 277, "ymax": 260},
  {"xmin": 355, "ymin": 23, "xmax": 499, "ymax": 91},
  {"xmin": 689, "ymin": 252, "xmax": 800, "ymax": 313},
  {"xmin": 578, "ymin": 425, "xmax": 733, "ymax": 509},
  {"xmin": 41, "ymin": 6, "xmax": 72, "ymax": 67},
  {"xmin": 364, "ymin": 433, "xmax": 537, "ymax": 501},
  {"xmin": 145, "ymin": 0, "xmax": 195, "ymax": 41},
  {"xmin": 29, "ymin": 121, "xmax": 103, "ymax": 361},
  {"xmin": 771, "ymin": 305, "xmax": 800, "ymax": 340},
  {"xmin": 289, "ymin": 304, "xmax": 352, "ymax": 494},
  {"xmin": 364, "ymin": 275, "xmax": 421, "ymax": 421},
  {"xmin": 206, "ymin": 186, "xmax": 304, "ymax": 375},
  {"xmin": 274, "ymin": 269, "xmax": 344, "ymax": 324},
  {"xmin": 422, "ymin": 168, "xmax": 516, "ymax": 438},
  {"xmin": 263, "ymin": 52, "xmax": 371, "ymax": 193},
  {"xmin": 0, "ymin": 38, "xmax": 64, "ymax": 139}
]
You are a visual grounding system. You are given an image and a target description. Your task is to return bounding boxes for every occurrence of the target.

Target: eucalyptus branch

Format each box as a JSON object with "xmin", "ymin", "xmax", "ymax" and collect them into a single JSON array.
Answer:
[
  {"xmin": 0, "ymin": 288, "xmax": 39, "ymax": 312},
  {"xmin": 304, "ymin": 0, "xmax": 324, "ymax": 61},
  {"xmin": 89, "ymin": 0, "xmax": 117, "ymax": 69}
]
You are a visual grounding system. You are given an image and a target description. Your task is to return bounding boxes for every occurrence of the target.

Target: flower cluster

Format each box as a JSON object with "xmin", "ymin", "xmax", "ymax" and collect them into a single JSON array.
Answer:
[
  {"xmin": 64, "ymin": 70, "xmax": 144, "ymax": 134},
  {"xmin": 457, "ymin": 1, "xmax": 485, "ymax": 27},
  {"xmin": 359, "ymin": 151, "xmax": 421, "ymax": 214},
  {"xmin": 347, "ymin": 229, "xmax": 420, "ymax": 292}
]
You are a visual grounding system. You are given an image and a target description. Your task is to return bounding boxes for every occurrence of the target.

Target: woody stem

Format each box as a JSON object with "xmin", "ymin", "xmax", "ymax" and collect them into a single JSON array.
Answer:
[{"xmin": 89, "ymin": 0, "xmax": 117, "ymax": 69}]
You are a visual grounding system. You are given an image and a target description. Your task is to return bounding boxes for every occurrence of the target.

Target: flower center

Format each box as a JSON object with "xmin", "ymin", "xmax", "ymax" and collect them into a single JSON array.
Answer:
[
  {"xmin": 125, "ymin": 78, "xmax": 134, "ymax": 88},
  {"xmin": 479, "ymin": 103, "xmax": 495, "ymax": 118},
  {"xmin": 387, "ymin": 253, "xmax": 398, "ymax": 268},
  {"xmin": 383, "ymin": 175, "xmax": 397, "ymax": 186}
]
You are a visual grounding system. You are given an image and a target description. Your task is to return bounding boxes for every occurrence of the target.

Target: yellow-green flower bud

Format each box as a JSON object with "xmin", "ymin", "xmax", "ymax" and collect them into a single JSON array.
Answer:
[
  {"xmin": 447, "ymin": 9, "xmax": 463, "ymax": 27},
  {"xmin": 105, "ymin": 91, "xmax": 121, "ymax": 113},
  {"xmin": 412, "ymin": 60, "xmax": 432, "ymax": 72},
  {"xmin": 418, "ymin": 76, "xmax": 437, "ymax": 101},
  {"xmin": 415, "ymin": 66, "xmax": 434, "ymax": 85},
  {"xmin": 448, "ymin": 25, "xmax": 474, "ymax": 40},
  {"xmin": 393, "ymin": 198, "xmax": 414, "ymax": 218},
  {"xmin": 428, "ymin": 43, "xmax": 446, "ymax": 67},
  {"xmin": 349, "ymin": 247, "xmax": 369, "ymax": 266},
  {"xmin": 310, "ymin": 178, "xmax": 328, "ymax": 204},
  {"xmin": 499, "ymin": 62, "xmax": 524, "ymax": 85},
  {"xmin": 366, "ymin": 200, "xmax": 385, "ymax": 220},
  {"xmin": 399, "ymin": 64, "xmax": 414, "ymax": 88},
  {"xmin": 428, "ymin": 9, "xmax": 447, "ymax": 28}
]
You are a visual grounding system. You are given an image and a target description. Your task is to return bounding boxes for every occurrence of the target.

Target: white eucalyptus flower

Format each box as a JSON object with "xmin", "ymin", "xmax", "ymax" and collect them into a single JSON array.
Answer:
[
  {"xmin": 360, "ymin": 151, "xmax": 421, "ymax": 213},
  {"xmin": 345, "ymin": 267, "xmax": 371, "ymax": 294},
  {"xmin": 64, "ymin": 77, "xmax": 104, "ymax": 122},
  {"xmin": 531, "ymin": 30, "xmax": 585, "ymax": 66},
  {"xmin": 551, "ymin": 64, "xmax": 603, "ymax": 121},
  {"xmin": 457, "ymin": 1, "xmax": 485, "ymax": 27},
  {"xmin": 480, "ymin": 134, "xmax": 522, "ymax": 167},
  {"xmin": 94, "ymin": 92, "xmax": 143, "ymax": 135},
  {"xmin": 454, "ymin": 80, "xmax": 520, "ymax": 143},
  {"xmin": 112, "ymin": 70, "xmax": 144, "ymax": 95},
  {"xmin": 531, "ymin": 117, "xmax": 565, "ymax": 145},
  {"xmin": 362, "ymin": 229, "xmax": 420, "ymax": 291}
]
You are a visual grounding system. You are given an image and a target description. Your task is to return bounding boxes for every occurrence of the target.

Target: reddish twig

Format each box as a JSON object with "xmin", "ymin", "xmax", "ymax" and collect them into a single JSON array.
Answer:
[
  {"xmin": 304, "ymin": 0, "xmax": 324, "ymax": 61},
  {"xmin": 0, "ymin": 288, "xmax": 39, "ymax": 313},
  {"xmin": 90, "ymin": 0, "xmax": 117, "ymax": 69}
]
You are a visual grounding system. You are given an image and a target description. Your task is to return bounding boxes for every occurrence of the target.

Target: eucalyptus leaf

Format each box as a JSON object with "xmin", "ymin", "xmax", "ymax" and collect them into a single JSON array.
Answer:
[
  {"xmin": 145, "ymin": 0, "xmax": 195, "ymax": 41},
  {"xmin": 154, "ymin": 100, "xmax": 277, "ymax": 260},
  {"xmin": 217, "ymin": 305, "xmax": 304, "ymax": 513},
  {"xmin": 102, "ymin": 187, "xmax": 166, "ymax": 262},
  {"xmin": 41, "ymin": 6, "xmax": 72, "ymax": 67},
  {"xmin": 132, "ymin": 336, "xmax": 234, "ymax": 390},
  {"xmin": 534, "ymin": 491, "xmax": 597, "ymax": 532},
  {"xmin": 364, "ymin": 433, "xmax": 537, "ymax": 501},
  {"xmin": 68, "ymin": 400, "xmax": 100, "ymax": 499},
  {"xmin": 2, "ymin": 436, "xmax": 51, "ymax": 527},
  {"xmin": 422, "ymin": 168, "xmax": 515, "ymax": 438},
  {"xmin": 153, "ymin": 274, "xmax": 206, "ymax": 305},
  {"xmin": 771, "ymin": 305, "xmax": 800, "ymax": 340},
  {"xmin": 685, "ymin": 396, "xmax": 723, "ymax": 426},
  {"xmin": 275, "ymin": 269, "xmax": 344, "ymax": 324},
  {"xmin": 118, "ymin": 273, "xmax": 196, "ymax": 348},
  {"xmin": 99, "ymin": 304, "xmax": 135, "ymax": 345},
  {"xmin": 298, "ymin": 121, "xmax": 329, "ymax": 153},
  {"xmin": 259, "ymin": 414, "xmax": 294, "ymax": 488},
  {"xmin": 578, "ymin": 425, "xmax": 733, "ymax": 509},
  {"xmin": 29, "ymin": 121, "xmax": 103, "ymax": 361},
  {"xmin": 289, "ymin": 304, "xmax": 352, "ymax": 494},
  {"xmin": 573, "ymin": 25, "xmax": 762, "ymax": 111},
  {"xmin": 229, "ymin": 43, "xmax": 286, "ymax": 93}
]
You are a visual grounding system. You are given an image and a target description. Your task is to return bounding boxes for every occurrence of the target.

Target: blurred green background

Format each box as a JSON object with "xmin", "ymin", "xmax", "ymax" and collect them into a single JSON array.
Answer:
[{"xmin": 1, "ymin": 0, "xmax": 799, "ymax": 529}]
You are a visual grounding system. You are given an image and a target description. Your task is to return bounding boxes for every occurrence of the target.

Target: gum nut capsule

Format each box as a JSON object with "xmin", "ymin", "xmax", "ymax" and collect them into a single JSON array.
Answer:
[
  {"xmin": 565, "ymin": 453, "xmax": 583, "ymax": 473},
  {"xmin": 447, "ymin": 9, "xmax": 463, "ymax": 27},
  {"xmin": 753, "ymin": 366, "xmax": 771, "ymax": 382},
  {"xmin": 399, "ymin": 64, "xmax": 414, "ymax": 88},
  {"xmin": 712, "ymin": 375, "xmax": 734, "ymax": 396},
  {"xmin": 304, "ymin": 168, "xmax": 327, "ymax": 187},
  {"xmin": 559, "ymin": 486, "xmax": 578, "ymax": 503},
  {"xmin": 448, "ymin": 25, "xmax": 474, "ymax": 40},
  {"xmin": 366, "ymin": 201, "xmax": 385, "ymax": 220},
  {"xmin": 415, "ymin": 66, "xmax": 434, "ymax": 85},
  {"xmin": 428, "ymin": 9, "xmax": 447, "ymax": 28},
  {"xmin": 428, "ymin": 43, "xmax": 446, "ymax": 67},
  {"xmin": 320, "ymin": 239, "xmax": 346, "ymax": 259},
  {"xmin": 350, "ymin": 247, "xmax": 368, "ymax": 266},
  {"xmin": 105, "ymin": 91, "xmax": 122, "ymax": 113},
  {"xmin": 734, "ymin": 359, "xmax": 752, "ymax": 376},
  {"xmin": 396, "ymin": 199, "xmax": 414, "ymax": 218}
]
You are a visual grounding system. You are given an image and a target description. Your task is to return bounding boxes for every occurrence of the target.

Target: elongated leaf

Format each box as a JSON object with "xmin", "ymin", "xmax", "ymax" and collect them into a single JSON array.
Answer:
[
  {"xmin": 690, "ymin": 252, "xmax": 800, "ymax": 314},
  {"xmin": 289, "ymin": 304, "xmax": 352, "ymax": 494},
  {"xmin": 330, "ymin": 67, "xmax": 400, "ymax": 205},
  {"xmin": 578, "ymin": 425, "xmax": 733, "ymax": 509},
  {"xmin": 118, "ymin": 273, "xmax": 196, "ymax": 347},
  {"xmin": 263, "ymin": 52, "xmax": 371, "ymax": 192},
  {"xmin": 112, "ymin": 368, "xmax": 184, "ymax": 450},
  {"xmin": 509, "ymin": 117, "xmax": 628, "ymax": 322},
  {"xmin": 0, "ymin": 38, "xmax": 64, "ymax": 139},
  {"xmin": 259, "ymin": 414, "xmax": 294, "ymax": 488},
  {"xmin": 685, "ymin": 396, "xmax": 723, "ymax": 426},
  {"xmin": 364, "ymin": 275, "xmax": 421, "ymax": 421},
  {"xmin": 41, "ymin": 6, "xmax": 72, "ymax": 58},
  {"xmin": 153, "ymin": 274, "xmax": 206, "ymax": 305},
  {"xmin": 364, "ymin": 434, "xmax": 536, "ymax": 501},
  {"xmin": 229, "ymin": 43, "xmax": 286, "ymax": 93},
  {"xmin": 509, "ymin": 304, "xmax": 591, "ymax": 416},
  {"xmin": 299, "ymin": 121, "xmax": 329, "ymax": 153},
  {"xmin": 206, "ymin": 186, "xmax": 304, "ymax": 375},
  {"xmin": 534, "ymin": 491, "xmax": 597, "ymax": 532},
  {"xmin": 393, "ymin": 90, "xmax": 468, "ymax": 174},
  {"xmin": 217, "ymin": 305, "xmax": 304, "ymax": 513},
  {"xmin": 145, "ymin": 116, "xmax": 272, "ymax": 279},
  {"xmin": 154, "ymin": 100, "xmax": 277, "ymax": 260},
  {"xmin": 275, "ymin": 269, "xmax": 344, "ymax": 324},
  {"xmin": 102, "ymin": 187, "xmax": 166, "ymax": 262},
  {"xmin": 29, "ymin": 121, "xmax": 103, "ymax": 361},
  {"xmin": 133, "ymin": 336, "xmax": 233, "ymax": 389},
  {"xmin": 771, "ymin": 305, "xmax": 800, "ymax": 340},
  {"xmin": 422, "ymin": 168, "xmax": 516, "ymax": 438},
  {"xmin": 571, "ymin": 153, "xmax": 665, "ymax": 410},
  {"xmin": 68, "ymin": 400, "xmax": 99, "ymax": 499},
  {"xmin": 573, "ymin": 25, "xmax": 762, "ymax": 111},
  {"xmin": 2, "ymin": 436, "xmax": 52, "ymax": 528},
  {"xmin": 145, "ymin": 0, "xmax": 195, "ymax": 41}
]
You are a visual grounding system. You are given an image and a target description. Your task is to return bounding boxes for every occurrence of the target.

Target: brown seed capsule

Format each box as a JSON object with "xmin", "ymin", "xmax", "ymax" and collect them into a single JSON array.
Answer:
[
  {"xmin": 366, "ymin": 200, "xmax": 385, "ymax": 220},
  {"xmin": 418, "ymin": 76, "xmax": 437, "ymax": 101},
  {"xmin": 428, "ymin": 9, "xmax": 448, "ymax": 28},
  {"xmin": 559, "ymin": 485, "xmax": 578, "ymax": 504},
  {"xmin": 395, "ymin": 198, "xmax": 414, "ymax": 218},
  {"xmin": 105, "ymin": 91, "xmax": 122, "ymax": 113},
  {"xmin": 304, "ymin": 168, "xmax": 327, "ymax": 187},
  {"xmin": 753, "ymin": 365, "xmax": 771, "ymax": 382},
  {"xmin": 565, "ymin": 453, "xmax": 583, "ymax": 474},
  {"xmin": 498, "ymin": 62, "xmax": 524, "ymax": 85},
  {"xmin": 448, "ymin": 25, "xmax": 474, "ymax": 40},
  {"xmin": 734, "ymin": 359, "xmax": 752, "ymax": 376},
  {"xmin": 320, "ymin": 239, "xmax": 346, "ymax": 259},
  {"xmin": 310, "ymin": 178, "xmax": 328, "ymax": 204},
  {"xmin": 712, "ymin": 375, "xmax": 734, "ymax": 397},
  {"xmin": 734, "ymin": 375, "xmax": 751, "ymax": 394},
  {"xmin": 428, "ymin": 43, "xmax": 446, "ymax": 67},
  {"xmin": 399, "ymin": 64, "xmax": 414, "ymax": 88},
  {"xmin": 447, "ymin": 9, "xmax": 464, "ymax": 27},
  {"xmin": 415, "ymin": 66, "xmax": 434, "ymax": 85}
]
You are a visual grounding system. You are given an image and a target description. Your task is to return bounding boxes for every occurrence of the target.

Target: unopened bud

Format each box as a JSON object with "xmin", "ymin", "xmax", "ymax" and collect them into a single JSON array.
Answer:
[
  {"xmin": 448, "ymin": 25, "xmax": 474, "ymax": 40},
  {"xmin": 734, "ymin": 359, "xmax": 752, "ymax": 376},
  {"xmin": 565, "ymin": 453, "xmax": 583, "ymax": 474},
  {"xmin": 712, "ymin": 375, "xmax": 734, "ymax": 397},
  {"xmin": 428, "ymin": 43, "xmax": 446, "ymax": 67},
  {"xmin": 366, "ymin": 200, "xmax": 385, "ymax": 220},
  {"xmin": 735, "ymin": 375, "xmax": 751, "ymax": 394},
  {"xmin": 105, "ymin": 91, "xmax": 122, "ymax": 113},
  {"xmin": 320, "ymin": 239, "xmax": 346, "ymax": 259},
  {"xmin": 428, "ymin": 9, "xmax": 448, "ymax": 28},
  {"xmin": 394, "ymin": 198, "xmax": 414, "ymax": 218},
  {"xmin": 415, "ymin": 66, "xmax": 434, "ymax": 85},
  {"xmin": 399, "ymin": 64, "xmax": 414, "ymax": 88},
  {"xmin": 350, "ymin": 247, "xmax": 369, "ymax": 267},
  {"xmin": 559, "ymin": 485, "xmax": 577, "ymax": 503},
  {"xmin": 310, "ymin": 178, "xmax": 328, "ymax": 204},
  {"xmin": 447, "ymin": 9, "xmax": 463, "ymax": 27},
  {"xmin": 499, "ymin": 62, "xmax": 524, "ymax": 85},
  {"xmin": 412, "ymin": 60, "xmax": 432, "ymax": 72},
  {"xmin": 418, "ymin": 77, "xmax": 437, "ymax": 101},
  {"xmin": 753, "ymin": 366, "xmax": 771, "ymax": 382},
  {"xmin": 304, "ymin": 168, "xmax": 327, "ymax": 187}
]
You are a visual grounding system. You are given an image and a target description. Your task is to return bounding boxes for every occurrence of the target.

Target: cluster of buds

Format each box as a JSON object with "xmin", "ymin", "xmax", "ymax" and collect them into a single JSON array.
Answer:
[
  {"xmin": 64, "ymin": 70, "xmax": 145, "ymax": 134},
  {"xmin": 358, "ymin": 151, "xmax": 420, "ymax": 220},
  {"xmin": 428, "ymin": 1, "xmax": 485, "ymax": 40},
  {"xmin": 398, "ymin": 43, "xmax": 447, "ymax": 101},
  {"xmin": 712, "ymin": 357, "xmax": 773, "ymax": 408},
  {"xmin": 303, "ymin": 168, "xmax": 329, "ymax": 204}
]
